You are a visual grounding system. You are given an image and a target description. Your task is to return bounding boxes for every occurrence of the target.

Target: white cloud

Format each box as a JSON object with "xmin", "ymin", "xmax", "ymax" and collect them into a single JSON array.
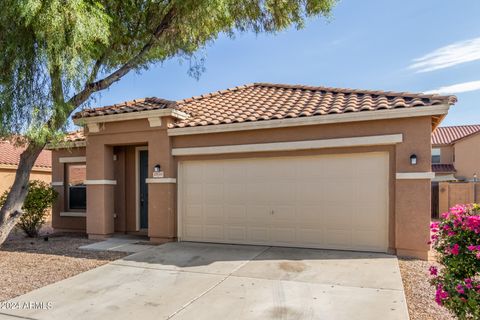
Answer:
[
  {"xmin": 424, "ymin": 80, "xmax": 480, "ymax": 94},
  {"xmin": 409, "ymin": 37, "xmax": 480, "ymax": 73}
]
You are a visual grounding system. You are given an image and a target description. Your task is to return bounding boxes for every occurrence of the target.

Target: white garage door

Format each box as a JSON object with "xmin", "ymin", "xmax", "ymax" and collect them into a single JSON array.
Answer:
[{"xmin": 178, "ymin": 152, "xmax": 389, "ymax": 252}]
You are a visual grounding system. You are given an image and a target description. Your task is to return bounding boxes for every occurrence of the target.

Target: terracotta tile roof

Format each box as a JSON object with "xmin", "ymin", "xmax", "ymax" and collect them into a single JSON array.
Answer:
[
  {"xmin": 73, "ymin": 97, "xmax": 175, "ymax": 119},
  {"xmin": 431, "ymin": 125, "xmax": 480, "ymax": 145},
  {"xmin": 72, "ymin": 84, "xmax": 456, "ymax": 128},
  {"xmin": 0, "ymin": 141, "xmax": 51, "ymax": 169},
  {"xmin": 173, "ymin": 83, "xmax": 456, "ymax": 128},
  {"xmin": 432, "ymin": 164, "xmax": 456, "ymax": 173},
  {"xmin": 64, "ymin": 130, "xmax": 85, "ymax": 142}
]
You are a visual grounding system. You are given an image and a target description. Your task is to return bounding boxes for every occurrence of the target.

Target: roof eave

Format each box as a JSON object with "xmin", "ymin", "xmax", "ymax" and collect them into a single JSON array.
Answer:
[{"xmin": 168, "ymin": 103, "xmax": 452, "ymax": 136}]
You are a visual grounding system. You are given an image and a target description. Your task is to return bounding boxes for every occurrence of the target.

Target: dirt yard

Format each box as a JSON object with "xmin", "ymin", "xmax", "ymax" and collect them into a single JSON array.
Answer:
[
  {"xmin": 0, "ymin": 231, "xmax": 126, "ymax": 301},
  {"xmin": 399, "ymin": 258, "xmax": 455, "ymax": 320}
]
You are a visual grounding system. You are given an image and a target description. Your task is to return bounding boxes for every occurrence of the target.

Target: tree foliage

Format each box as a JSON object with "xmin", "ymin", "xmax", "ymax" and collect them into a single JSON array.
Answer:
[
  {"xmin": 0, "ymin": 0, "xmax": 335, "ymax": 245},
  {"xmin": 0, "ymin": 0, "xmax": 335, "ymax": 144}
]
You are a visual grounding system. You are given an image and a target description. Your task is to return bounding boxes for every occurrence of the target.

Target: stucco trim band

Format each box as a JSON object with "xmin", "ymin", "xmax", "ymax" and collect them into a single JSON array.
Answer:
[
  {"xmin": 59, "ymin": 156, "xmax": 86, "ymax": 163},
  {"xmin": 168, "ymin": 104, "xmax": 450, "ymax": 136},
  {"xmin": 396, "ymin": 172, "xmax": 435, "ymax": 179},
  {"xmin": 84, "ymin": 180, "xmax": 117, "ymax": 185},
  {"xmin": 51, "ymin": 182, "xmax": 64, "ymax": 186},
  {"xmin": 145, "ymin": 178, "xmax": 177, "ymax": 184},
  {"xmin": 172, "ymin": 134, "xmax": 403, "ymax": 156},
  {"xmin": 74, "ymin": 109, "xmax": 189, "ymax": 126},
  {"xmin": 60, "ymin": 212, "xmax": 86, "ymax": 217}
]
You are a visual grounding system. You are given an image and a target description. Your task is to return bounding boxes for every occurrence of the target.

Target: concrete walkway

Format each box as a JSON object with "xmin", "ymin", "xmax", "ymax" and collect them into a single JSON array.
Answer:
[{"xmin": 0, "ymin": 243, "xmax": 409, "ymax": 320}]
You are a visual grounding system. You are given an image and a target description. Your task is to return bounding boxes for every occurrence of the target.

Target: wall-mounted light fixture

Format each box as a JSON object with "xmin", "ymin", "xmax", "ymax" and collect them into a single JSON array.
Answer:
[
  {"xmin": 154, "ymin": 164, "xmax": 161, "ymax": 172},
  {"xmin": 474, "ymin": 173, "xmax": 478, "ymax": 182},
  {"xmin": 410, "ymin": 154, "xmax": 417, "ymax": 165}
]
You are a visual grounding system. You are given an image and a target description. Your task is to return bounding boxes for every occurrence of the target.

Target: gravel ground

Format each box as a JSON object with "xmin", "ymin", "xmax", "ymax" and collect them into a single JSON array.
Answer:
[
  {"xmin": 399, "ymin": 258, "xmax": 455, "ymax": 320},
  {"xmin": 0, "ymin": 231, "xmax": 126, "ymax": 301}
]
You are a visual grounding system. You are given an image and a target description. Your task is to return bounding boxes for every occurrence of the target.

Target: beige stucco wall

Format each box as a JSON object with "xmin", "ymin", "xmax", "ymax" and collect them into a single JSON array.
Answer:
[
  {"xmin": 52, "ymin": 114, "xmax": 434, "ymax": 259},
  {"xmin": 454, "ymin": 133, "xmax": 480, "ymax": 180},
  {"xmin": 432, "ymin": 145, "xmax": 454, "ymax": 164}
]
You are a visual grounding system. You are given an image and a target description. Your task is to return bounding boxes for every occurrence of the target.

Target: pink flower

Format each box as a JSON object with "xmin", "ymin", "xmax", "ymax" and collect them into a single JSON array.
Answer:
[
  {"xmin": 448, "ymin": 231, "xmax": 456, "ymax": 236},
  {"xmin": 468, "ymin": 245, "xmax": 476, "ymax": 251},
  {"xmin": 451, "ymin": 244, "xmax": 460, "ymax": 255},
  {"xmin": 456, "ymin": 284, "xmax": 465, "ymax": 294},
  {"xmin": 429, "ymin": 266, "xmax": 438, "ymax": 276},
  {"xmin": 465, "ymin": 278, "xmax": 473, "ymax": 289},
  {"xmin": 435, "ymin": 285, "xmax": 449, "ymax": 305}
]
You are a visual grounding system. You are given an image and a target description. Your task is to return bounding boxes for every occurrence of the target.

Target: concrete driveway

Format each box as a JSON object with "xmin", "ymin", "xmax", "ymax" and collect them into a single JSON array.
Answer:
[{"xmin": 1, "ymin": 242, "xmax": 409, "ymax": 320}]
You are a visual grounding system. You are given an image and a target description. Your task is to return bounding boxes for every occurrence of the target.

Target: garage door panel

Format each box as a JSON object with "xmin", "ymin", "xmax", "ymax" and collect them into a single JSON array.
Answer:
[
  {"xmin": 297, "ymin": 228, "xmax": 325, "ymax": 245},
  {"xmin": 204, "ymin": 205, "xmax": 224, "ymax": 220},
  {"xmin": 295, "ymin": 205, "xmax": 324, "ymax": 223},
  {"xmin": 204, "ymin": 183, "xmax": 223, "ymax": 203},
  {"xmin": 185, "ymin": 183, "xmax": 203, "ymax": 204},
  {"xmin": 185, "ymin": 204, "xmax": 202, "ymax": 219},
  {"xmin": 248, "ymin": 227, "xmax": 270, "ymax": 242},
  {"xmin": 271, "ymin": 227, "xmax": 296, "ymax": 243},
  {"xmin": 224, "ymin": 184, "xmax": 245, "ymax": 205},
  {"xmin": 226, "ymin": 226, "xmax": 247, "ymax": 241},
  {"xmin": 246, "ymin": 183, "xmax": 270, "ymax": 204},
  {"xmin": 204, "ymin": 225, "xmax": 224, "ymax": 240},
  {"xmin": 325, "ymin": 230, "xmax": 352, "ymax": 248},
  {"xmin": 184, "ymin": 224, "xmax": 203, "ymax": 239},
  {"xmin": 352, "ymin": 230, "xmax": 387, "ymax": 250},
  {"xmin": 179, "ymin": 152, "xmax": 389, "ymax": 253},
  {"xmin": 224, "ymin": 205, "xmax": 247, "ymax": 220},
  {"xmin": 245, "ymin": 205, "xmax": 270, "ymax": 220}
]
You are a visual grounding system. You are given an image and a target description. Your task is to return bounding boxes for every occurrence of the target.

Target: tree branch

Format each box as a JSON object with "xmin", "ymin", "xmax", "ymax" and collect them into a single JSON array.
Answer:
[{"xmin": 68, "ymin": 5, "xmax": 177, "ymax": 109}]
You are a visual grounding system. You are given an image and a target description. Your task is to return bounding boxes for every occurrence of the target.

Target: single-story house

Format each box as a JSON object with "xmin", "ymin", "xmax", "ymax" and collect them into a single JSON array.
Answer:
[
  {"xmin": 0, "ymin": 140, "xmax": 51, "ymax": 195},
  {"xmin": 49, "ymin": 83, "xmax": 457, "ymax": 259},
  {"xmin": 431, "ymin": 124, "xmax": 480, "ymax": 182}
]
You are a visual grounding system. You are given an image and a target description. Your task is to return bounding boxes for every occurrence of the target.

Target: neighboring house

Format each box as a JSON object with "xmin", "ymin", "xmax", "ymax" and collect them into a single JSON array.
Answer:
[
  {"xmin": 0, "ymin": 140, "xmax": 52, "ymax": 195},
  {"xmin": 431, "ymin": 125, "xmax": 480, "ymax": 182},
  {"xmin": 49, "ymin": 83, "xmax": 457, "ymax": 259}
]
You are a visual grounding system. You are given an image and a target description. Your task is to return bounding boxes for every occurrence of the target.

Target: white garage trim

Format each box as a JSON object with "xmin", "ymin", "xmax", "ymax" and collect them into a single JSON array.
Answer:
[
  {"xmin": 172, "ymin": 134, "xmax": 403, "ymax": 156},
  {"xmin": 168, "ymin": 104, "xmax": 449, "ymax": 136},
  {"xmin": 396, "ymin": 172, "xmax": 435, "ymax": 179}
]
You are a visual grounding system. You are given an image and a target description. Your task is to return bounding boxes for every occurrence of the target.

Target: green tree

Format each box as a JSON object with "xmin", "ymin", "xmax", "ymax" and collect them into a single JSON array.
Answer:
[{"xmin": 0, "ymin": 0, "xmax": 335, "ymax": 244}]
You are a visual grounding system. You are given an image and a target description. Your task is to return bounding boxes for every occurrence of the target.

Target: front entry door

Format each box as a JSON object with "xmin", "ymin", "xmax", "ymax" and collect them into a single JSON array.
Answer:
[{"xmin": 139, "ymin": 150, "xmax": 149, "ymax": 229}]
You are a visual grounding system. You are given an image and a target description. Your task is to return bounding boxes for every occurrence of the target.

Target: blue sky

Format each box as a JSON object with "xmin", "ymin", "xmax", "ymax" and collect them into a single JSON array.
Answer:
[{"xmin": 92, "ymin": 0, "xmax": 480, "ymax": 126}]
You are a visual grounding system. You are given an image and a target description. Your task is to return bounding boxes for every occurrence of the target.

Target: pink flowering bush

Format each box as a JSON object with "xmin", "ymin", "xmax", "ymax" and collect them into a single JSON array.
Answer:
[{"xmin": 429, "ymin": 204, "xmax": 480, "ymax": 319}]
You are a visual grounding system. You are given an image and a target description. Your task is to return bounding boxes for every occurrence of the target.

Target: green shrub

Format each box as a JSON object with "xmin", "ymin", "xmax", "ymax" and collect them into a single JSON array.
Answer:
[
  {"xmin": 429, "ymin": 204, "xmax": 480, "ymax": 319},
  {"xmin": 0, "ymin": 180, "xmax": 58, "ymax": 237}
]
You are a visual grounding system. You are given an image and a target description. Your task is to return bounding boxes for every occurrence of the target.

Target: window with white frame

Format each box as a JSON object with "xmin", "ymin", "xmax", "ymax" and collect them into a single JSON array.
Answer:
[
  {"xmin": 66, "ymin": 163, "xmax": 86, "ymax": 210},
  {"xmin": 432, "ymin": 148, "xmax": 441, "ymax": 164}
]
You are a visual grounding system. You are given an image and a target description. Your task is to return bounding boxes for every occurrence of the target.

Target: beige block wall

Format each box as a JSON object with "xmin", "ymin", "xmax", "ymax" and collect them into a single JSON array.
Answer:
[
  {"xmin": 0, "ymin": 166, "xmax": 52, "ymax": 229},
  {"xmin": 0, "ymin": 167, "xmax": 51, "ymax": 196},
  {"xmin": 454, "ymin": 133, "xmax": 480, "ymax": 180}
]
